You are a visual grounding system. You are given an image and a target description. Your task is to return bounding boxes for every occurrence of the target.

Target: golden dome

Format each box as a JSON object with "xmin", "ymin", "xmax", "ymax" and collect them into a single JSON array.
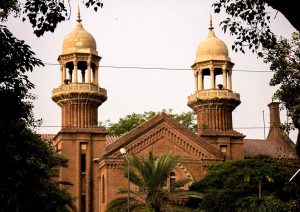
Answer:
[
  {"xmin": 61, "ymin": 7, "xmax": 97, "ymax": 55},
  {"xmin": 195, "ymin": 16, "xmax": 230, "ymax": 63}
]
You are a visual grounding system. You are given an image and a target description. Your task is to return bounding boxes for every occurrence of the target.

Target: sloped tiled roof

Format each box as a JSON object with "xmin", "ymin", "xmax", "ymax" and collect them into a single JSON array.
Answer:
[
  {"xmin": 40, "ymin": 134, "xmax": 56, "ymax": 141},
  {"xmin": 244, "ymin": 137, "xmax": 297, "ymax": 158},
  {"xmin": 106, "ymin": 135, "xmax": 120, "ymax": 146}
]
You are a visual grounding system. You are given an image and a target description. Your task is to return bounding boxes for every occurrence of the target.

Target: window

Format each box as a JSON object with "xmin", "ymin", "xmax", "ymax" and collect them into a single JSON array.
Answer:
[
  {"xmin": 170, "ymin": 172, "xmax": 176, "ymax": 191},
  {"xmin": 81, "ymin": 195, "xmax": 86, "ymax": 212},
  {"xmin": 81, "ymin": 154, "xmax": 86, "ymax": 173},
  {"xmin": 81, "ymin": 143, "xmax": 87, "ymax": 150},
  {"xmin": 80, "ymin": 143, "xmax": 87, "ymax": 173},
  {"xmin": 101, "ymin": 176, "xmax": 105, "ymax": 203},
  {"xmin": 220, "ymin": 145, "xmax": 227, "ymax": 154}
]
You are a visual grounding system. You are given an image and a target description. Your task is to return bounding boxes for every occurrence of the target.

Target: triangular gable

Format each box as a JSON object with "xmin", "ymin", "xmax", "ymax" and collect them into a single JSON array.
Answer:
[{"xmin": 105, "ymin": 112, "xmax": 224, "ymax": 160}]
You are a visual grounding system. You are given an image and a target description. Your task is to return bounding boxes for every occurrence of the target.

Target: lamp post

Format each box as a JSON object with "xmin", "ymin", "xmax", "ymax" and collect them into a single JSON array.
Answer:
[{"xmin": 120, "ymin": 148, "xmax": 130, "ymax": 212}]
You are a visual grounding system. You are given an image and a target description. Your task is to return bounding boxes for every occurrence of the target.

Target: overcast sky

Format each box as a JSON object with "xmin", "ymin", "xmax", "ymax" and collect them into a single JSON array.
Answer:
[{"xmin": 5, "ymin": 0, "xmax": 298, "ymax": 142}]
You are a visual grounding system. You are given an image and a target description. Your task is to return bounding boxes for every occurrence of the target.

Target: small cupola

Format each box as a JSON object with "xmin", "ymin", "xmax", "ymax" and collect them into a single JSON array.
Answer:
[
  {"xmin": 62, "ymin": 6, "xmax": 98, "ymax": 55},
  {"xmin": 195, "ymin": 15, "xmax": 230, "ymax": 63}
]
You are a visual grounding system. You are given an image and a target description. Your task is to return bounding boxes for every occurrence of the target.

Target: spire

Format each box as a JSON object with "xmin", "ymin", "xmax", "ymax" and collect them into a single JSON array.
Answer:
[
  {"xmin": 209, "ymin": 13, "xmax": 214, "ymax": 31},
  {"xmin": 77, "ymin": 3, "xmax": 82, "ymax": 23}
]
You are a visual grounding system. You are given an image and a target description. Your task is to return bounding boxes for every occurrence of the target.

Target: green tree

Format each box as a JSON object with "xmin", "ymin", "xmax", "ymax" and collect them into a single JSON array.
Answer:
[
  {"xmin": 100, "ymin": 111, "xmax": 197, "ymax": 136},
  {"xmin": 264, "ymin": 32, "xmax": 300, "ymax": 153},
  {"xmin": 212, "ymin": 0, "xmax": 299, "ymax": 53},
  {"xmin": 0, "ymin": 25, "xmax": 75, "ymax": 211},
  {"xmin": 213, "ymin": 0, "xmax": 300, "ymax": 156},
  {"xmin": 107, "ymin": 151, "xmax": 197, "ymax": 212},
  {"xmin": 190, "ymin": 155, "xmax": 300, "ymax": 212},
  {"xmin": 1, "ymin": 0, "xmax": 103, "ymax": 37},
  {"xmin": 170, "ymin": 111, "xmax": 197, "ymax": 132},
  {"xmin": 102, "ymin": 111, "xmax": 156, "ymax": 136}
]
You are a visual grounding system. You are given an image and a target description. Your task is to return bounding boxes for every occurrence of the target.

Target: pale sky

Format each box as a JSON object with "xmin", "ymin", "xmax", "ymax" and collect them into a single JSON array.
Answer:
[{"xmin": 5, "ymin": 0, "xmax": 298, "ymax": 142}]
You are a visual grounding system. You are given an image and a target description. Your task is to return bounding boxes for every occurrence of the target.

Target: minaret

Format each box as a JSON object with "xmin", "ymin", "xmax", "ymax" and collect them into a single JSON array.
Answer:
[
  {"xmin": 188, "ymin": 15, "xmax": 244, "ymax": 159},
  {"xmin": 52, "ymin": 6, "xmax": 107, "ymax": 211},
  {"xmin": 52, "ymin": 6, "xmax": 107, "ymax": 128}
]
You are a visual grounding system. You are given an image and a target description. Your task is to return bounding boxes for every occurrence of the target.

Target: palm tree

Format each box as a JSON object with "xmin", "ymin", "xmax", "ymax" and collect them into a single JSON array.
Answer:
[{"xmin": 107, "ymin": 151, "xmax": 198, "ymax": 212}]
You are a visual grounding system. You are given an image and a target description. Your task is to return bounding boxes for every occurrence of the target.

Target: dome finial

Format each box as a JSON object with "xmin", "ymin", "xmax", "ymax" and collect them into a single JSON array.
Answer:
[
  {"xmin": 209, "ymin": 13, "xmax": 214, "ymax": 31},
  {"xmin": 77, "ymin": 3, "xmax": 82, "ymax": 23}
]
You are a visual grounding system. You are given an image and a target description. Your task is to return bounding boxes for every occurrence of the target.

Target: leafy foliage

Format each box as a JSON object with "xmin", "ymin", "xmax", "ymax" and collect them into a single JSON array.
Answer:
[
  {"xmin": 107, "ymin": 151, "xmax": 196, "ymax": 212},
  {"xmin": 0, "ymin": 0, "xmax": 21, "ymax": 21},
  {"xmin": 235, "ymin": 195, "xmax": 288, "ymax": 212},
  {"xmin": 265, "ymin": 33, "xmax": 300, "ymax": 129},
  {"xmin": 190, "ymin": 155, "xmax": 300, "ymax": 211},
  {"xmin": 0, "ymin": 119, "xmax": 76, "ymax": 211},
  {"xmin": 170, "ymin": 111, "xmax": 197, "ymax": 132},
  {"xmin": 23, "ymin": 0, "xmax": 68, "ymax": 37},
  {"xmin": 264, "ymin": 32, "xmax": 300, "ymax": 155},
  {"xmin": 100, "ymin": 111, "xmax": 197, "ymax": 136},
  {"xmin": 0, "ymin": 26, "xmax": 42, "ymax": 95},
  {"xmin": 0, "ymin": 8, "xmax": 75, "ymax": 212},
  {"xmin": 213, "ymin": 0, "xmax": 276, "ymax": 53},
  {"xmin": 103, "ymin": 111, "xmax": 156, "ymax": 135},
  {"xmin": 0, "ymin": 0, "xmax": 104, "ymax": 37}
]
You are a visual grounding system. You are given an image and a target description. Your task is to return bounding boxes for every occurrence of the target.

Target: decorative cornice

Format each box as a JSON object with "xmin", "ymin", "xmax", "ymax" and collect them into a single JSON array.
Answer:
[
  {"xmin": 188, "ymin": 89, "xmax": 240, "ymax": 104},
  {"xmin": 58, "ymin": 53, "xmax": 101, "ymax": 64},
  {"xmin": 191, "ymin": 59, "xmax": 234, "ymax": 70},
  {"xmin": 52, "ymin": 83, "xmax": 107, "ymax": 107}
]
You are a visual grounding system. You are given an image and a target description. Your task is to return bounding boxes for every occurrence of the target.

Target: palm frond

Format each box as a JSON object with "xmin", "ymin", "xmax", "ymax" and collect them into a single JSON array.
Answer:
[
  {"xmin": 106, "ymin": 197, "xmax": 128, "ymax": 212},
  {"xmin": 110, "ymin": 151, "xmax": 191, "ymax": 211},
  {"xmin": 171, "ymin": 178, "xmax": 192, "ymax": 189},
  {"xmin": 170, "ymin": 191, "xmax": 204, "ymax": 199}
]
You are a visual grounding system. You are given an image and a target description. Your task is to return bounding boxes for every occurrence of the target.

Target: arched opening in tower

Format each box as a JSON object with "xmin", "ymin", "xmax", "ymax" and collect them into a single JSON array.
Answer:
[
  {"xmin": 78, "ymin": 61, "xmax": 87, "ymax": 83},
  {"xmin": 91, "ymin": 62, "xmax": 96, "ymax": 83},
  {"xmin": 202, "ymin": 68, "xmax": 210, "ymax": 89},
  {"xmin": 214, "ymin": 68, "xmax": 223, "ymax": 89},
  {"xmin": 66, "ymin": 61, "xmax": 74, "ymax": 83}
]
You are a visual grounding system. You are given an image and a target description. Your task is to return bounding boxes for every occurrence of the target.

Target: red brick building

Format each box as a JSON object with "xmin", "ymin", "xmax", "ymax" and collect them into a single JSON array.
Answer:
[{"xmin": 42, "ymin": 11, "xmax": 296, "ymax": 212}]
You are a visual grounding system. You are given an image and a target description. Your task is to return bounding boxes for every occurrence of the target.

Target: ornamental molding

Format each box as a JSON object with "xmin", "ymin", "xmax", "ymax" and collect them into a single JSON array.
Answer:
[{"xmin": 110, "ymin": 124, "xmax": 216, "ymax": 161}]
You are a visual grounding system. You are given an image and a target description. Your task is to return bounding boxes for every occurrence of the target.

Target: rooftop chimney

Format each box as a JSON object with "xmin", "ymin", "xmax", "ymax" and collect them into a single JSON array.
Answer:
[
  {"xmin": 268, "ymin": 102, "xmax": 281, "ymax": 127},
  {"xmin": 267, "ymin": 102, "xmax": 282, "ymax": 140}
]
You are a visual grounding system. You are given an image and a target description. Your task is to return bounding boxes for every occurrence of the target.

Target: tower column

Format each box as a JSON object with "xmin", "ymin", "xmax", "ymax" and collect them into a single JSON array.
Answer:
[
  {"xmin": 68, "ymin": 69, "xmax": 73, "ymax": 82},
  {"xmin": 222, "ymin": 68, "xmax": 227, "ymax": 89},
  {"xmin": 228, "ymin": 70, "xmax": 232, "ymax": 90},
  {"xmin": 194, "ymin": 72, "xmax": 198, "ymax": 92},
  {"xmin": 74, "ymin": 59, "xmax": 78, "ymax": 83},
  {"xmin": 199, "ymin": 70, "xmax": 203, "ymax": 90},
  {"xmin": 87, "ymin": 57, "xmax": 91, "ymax": 83},
  {"xmin": 60, "ymin": 62, "xmax": 64, "ymax": 85},
  {"xmin": 62, "ymin": 63, "xmax": 67, "ymax": 84},
  {"xmin": 94, "ymin": 65, "xmax": 99, "ymax": 84},
  {"xmin": 210, "ymin": 67, "xmax": 215, "ymax": 89}
]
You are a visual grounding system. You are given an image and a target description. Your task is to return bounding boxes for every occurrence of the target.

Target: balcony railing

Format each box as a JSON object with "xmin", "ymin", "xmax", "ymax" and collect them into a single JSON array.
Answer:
[
  {"xmin": 188, "ymin": 89, "xmax": 240, "ymax": 102},
  {"xmin": 52, "ymin": 83, "xmax": 107, "ymax": 96}
]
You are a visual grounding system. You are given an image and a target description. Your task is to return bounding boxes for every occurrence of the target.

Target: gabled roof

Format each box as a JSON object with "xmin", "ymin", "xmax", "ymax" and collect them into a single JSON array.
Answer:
[
  {"xmin": 106, "ymin": 135, "xmax": 120, "ymax": 146},
  {"xmin": 105, "ymin": 112, "xmax": 224, "ymax": 160}
]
